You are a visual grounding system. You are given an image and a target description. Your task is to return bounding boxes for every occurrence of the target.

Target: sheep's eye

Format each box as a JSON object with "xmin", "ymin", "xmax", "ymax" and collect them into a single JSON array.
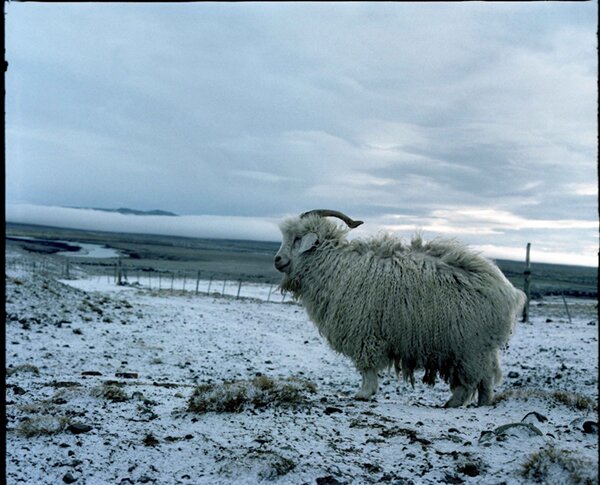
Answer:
[{"xmin": 292, "ymin": 236, "xmax": 301, "ymax": 246}]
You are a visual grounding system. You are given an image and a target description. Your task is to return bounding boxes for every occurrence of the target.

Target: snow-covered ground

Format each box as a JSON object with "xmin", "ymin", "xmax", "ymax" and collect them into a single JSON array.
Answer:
[{"xmin": 5, "ymin": 251, "xmax": 598, "ymax": 484}]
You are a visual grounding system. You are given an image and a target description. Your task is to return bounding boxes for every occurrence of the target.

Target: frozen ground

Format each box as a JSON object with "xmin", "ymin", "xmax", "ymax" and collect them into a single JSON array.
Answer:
[{"xmin": 5, "ymin": 251, "xmax": 599, "ymax": 485}]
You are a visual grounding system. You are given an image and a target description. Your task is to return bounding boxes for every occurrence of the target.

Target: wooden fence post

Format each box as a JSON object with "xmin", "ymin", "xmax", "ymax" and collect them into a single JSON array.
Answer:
[
  {"xmin": 170, "ymin": 273, "xmax": 175, "ymax": 292},
  {"xmin": 207, "ymin": 276, "xmax": 213, "ymax": 295},
  {"xmin": 522, "ymin": 243, "xmax": 531, "ymax": 323},
  {"xmin": 117, "ymin": 259, "xmax": 123, "ymax": 286},
  {"xmin": 561, "ymin": 292, "xmax": 572, "ymax": 324},
  {"xmin": 195, "ymin": 271, "xmax": 201, "ymax": 295},
  {"xmin": 236, "ymin": 280, "xmax": 242, "ymax": 299},
  {"xmin": 267, "ymin": 284, "xmax": 273, "ymax": 302},
  {"xmin": 183, "ymin": 273, "xmax": 187, "ymax": 291},
  {"xmin": 222, "ymin": 279, "xmax": 227, "ymax": 295}
]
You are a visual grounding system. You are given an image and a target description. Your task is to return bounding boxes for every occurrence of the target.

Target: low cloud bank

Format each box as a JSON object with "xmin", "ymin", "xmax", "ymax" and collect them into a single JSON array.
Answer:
[
  {"xmin": 6, "ymin": 204, "xmax": 282, "ymax": 242},
  {"xmin": 5, "ymin": 204, "xmax": 597, "ymax": 267}
]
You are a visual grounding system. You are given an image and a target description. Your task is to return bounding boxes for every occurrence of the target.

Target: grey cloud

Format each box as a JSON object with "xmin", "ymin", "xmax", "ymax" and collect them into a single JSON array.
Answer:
[{"xmin": 5, "ymin": 2, "xmax": 597, "ymax": 265}]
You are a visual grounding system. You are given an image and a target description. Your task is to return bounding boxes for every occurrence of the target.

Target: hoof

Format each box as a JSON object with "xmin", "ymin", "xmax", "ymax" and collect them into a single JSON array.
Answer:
[
  {"xmin": 443, "ymin": 399, "xmax": 462, "ymax": 409},
  {"xmin": 355, "ymin": 390, "xmax": 376, "ymax": 401}
]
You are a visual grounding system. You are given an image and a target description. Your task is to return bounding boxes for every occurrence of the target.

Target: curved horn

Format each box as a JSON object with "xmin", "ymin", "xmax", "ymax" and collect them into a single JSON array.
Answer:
[{"xmin": 300, "ymin": 209, "xmax": 364, "ymax": 229}]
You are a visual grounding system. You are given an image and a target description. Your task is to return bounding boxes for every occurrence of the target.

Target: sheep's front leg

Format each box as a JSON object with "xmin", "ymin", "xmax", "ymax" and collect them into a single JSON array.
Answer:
[{"xmin": 356, "ymin": 369, "xmax": 378, "ymax": 400}]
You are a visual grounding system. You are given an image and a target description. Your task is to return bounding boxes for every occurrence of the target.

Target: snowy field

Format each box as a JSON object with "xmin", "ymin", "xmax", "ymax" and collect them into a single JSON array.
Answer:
[{"xmin": 5, "ymin": 250, "xmax": 598, "ymax": 484}]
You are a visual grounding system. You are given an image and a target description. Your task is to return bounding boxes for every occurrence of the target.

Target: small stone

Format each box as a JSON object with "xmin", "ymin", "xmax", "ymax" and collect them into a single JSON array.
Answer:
[
  {"xmin": 143, "ymin": 433, "xmax": 159, "ymax": 447},
  {"xmin": 443, "ymin": 473, "xmax": 464, "ymax": 484},
  {"xmin": 12, "ymin": 386, "xmax": 27, "ymax": 395},
  {"xmin": 67, "ymin": 423, "xmax": 93, "ymax": 435},
  {"xmin": 507, "ymin": 371, "xmax": 520, "ymax": 378},
  {"xmin": 582, "ymin": 421, "xmax": 598, "ymax": 434},
  {"xmin": 63, "ymin": 472, "xmax": 77, "ymax": 484},
  {"xmin": 457, "ymin": 463, "xmax": 479, "ymax": 477},
  {"xmin": 545, "ymin": 318, "xmax": 553, "ymax": 323},
  {"xmin": 324, "ymin": 406, "xmax": 343, "ymax": 415},
  {"xmin": 316, "ymin": 477, "xmax": 341, "ymax": 485},
  {"xmin": 115, "ymin": 372, "xmax": 138, "ymax": 379},
  {"xmin": 81, "ymin": 371, "xmax": 102, "ymax": 376}
]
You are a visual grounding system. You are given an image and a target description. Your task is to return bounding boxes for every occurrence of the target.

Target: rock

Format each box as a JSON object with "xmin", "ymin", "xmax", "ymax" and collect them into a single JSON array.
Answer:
[
  {"xmin": 507, "ymin": 371, "xmax": 520, "ymax": 378},
  {"xmin": 324, "ymin": 406, "xmax": 343, "ymax": 415},
  {"xmin": 457, "ymin": 463, "xmax": 479, "ymax": 477},
  {"xmin": 582, "ymin": 421, "xmax": 598, "ymax": 434},
  {"xmin": 115, "ymin": 372, "xmax": 138, "ymax": 379},
  {"xmin": 62, "ymin": 472, "xmax": 77, "ymax": 483},
  {"xmin": 494, "ymin": 422, "xmax": 543, "ymax": 438},
  {"xmin": 67, "ymin": 423, "xmax": 93, "ymax": 434},
  {"xmin": 587, "ymin": 321, "xmax": 596, "ymax": 326},
  {"xmin": 522, "ymin": 411, "xmax": 548, "ymax": 424},
  {"xmin": 316, "ymin": 477, "xmax": 342, "ymax": 485},
  {"xmin": 81, "ymin": 371, "xmax": 102, "ymax": 376},
  {"xmin": 545, "ymin": 318, "xmax": 553, "ymax": 323},
  {"xmin": 143, "ymin": 433, "xmax": 159, "ymax": 447},
  {"xmin": 443, "ymin": 473, "xmax": 464, "ymax": 484}
]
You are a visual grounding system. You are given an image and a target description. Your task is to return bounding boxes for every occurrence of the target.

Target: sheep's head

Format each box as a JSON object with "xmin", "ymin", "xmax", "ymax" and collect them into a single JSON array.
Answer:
[{"xmin": 274, "ymin": 210, "xmax": 363, "ymax": 276}]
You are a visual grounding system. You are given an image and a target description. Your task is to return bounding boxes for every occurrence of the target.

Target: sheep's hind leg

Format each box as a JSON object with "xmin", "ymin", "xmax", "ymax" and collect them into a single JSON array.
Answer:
[
  {"xmin": 356, "ymin": 369, "xmax": 378, "ymax": 400},
  {"xmin": 477, "ymin": 378, "xmax": 494, "ymax": 406},
  {"xmin": 444, "ymin": 384, "xmax": 474, "ymax": 408}
]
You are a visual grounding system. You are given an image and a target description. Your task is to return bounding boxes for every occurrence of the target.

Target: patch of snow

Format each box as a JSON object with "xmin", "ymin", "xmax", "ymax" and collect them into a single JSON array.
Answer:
[{"xmin": 5, "ymin": 257, "xmax": 598, "ymax": 484}]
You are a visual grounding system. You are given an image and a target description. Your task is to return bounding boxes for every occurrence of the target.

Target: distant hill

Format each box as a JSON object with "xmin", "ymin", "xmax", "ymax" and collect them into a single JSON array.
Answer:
[{"xmin": 68, "ymin": 207, "xmax": 178, "ymax": 217}]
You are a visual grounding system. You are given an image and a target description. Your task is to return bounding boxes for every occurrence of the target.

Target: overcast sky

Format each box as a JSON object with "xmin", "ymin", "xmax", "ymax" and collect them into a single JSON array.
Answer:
[{"xmin": 5, "ymin": 2, "xmax": 598, "ymax": 266}]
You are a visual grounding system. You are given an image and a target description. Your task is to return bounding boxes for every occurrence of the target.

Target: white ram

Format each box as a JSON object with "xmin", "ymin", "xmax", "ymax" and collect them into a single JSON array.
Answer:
[{"xmin": 274, "ymin": 209, "xmax": 526, "ymax": 407}]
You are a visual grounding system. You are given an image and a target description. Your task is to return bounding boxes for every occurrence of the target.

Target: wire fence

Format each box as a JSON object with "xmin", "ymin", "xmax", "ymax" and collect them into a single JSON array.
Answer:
[{"xmin": 5, "ymin": 255, "xmax": 290, "ymax": 303}]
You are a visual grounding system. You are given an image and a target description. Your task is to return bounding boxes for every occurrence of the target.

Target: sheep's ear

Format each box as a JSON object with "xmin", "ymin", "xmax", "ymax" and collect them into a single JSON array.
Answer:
[{"xmin": 299, "ymin": 232, "xmax": 319, "ymax": 253}]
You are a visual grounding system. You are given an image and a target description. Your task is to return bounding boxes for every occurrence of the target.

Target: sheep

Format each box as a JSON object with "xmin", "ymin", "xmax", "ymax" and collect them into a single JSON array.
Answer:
[{"xmin": 274, "ymin": 209, "xmax": 526, "ymax": 407}]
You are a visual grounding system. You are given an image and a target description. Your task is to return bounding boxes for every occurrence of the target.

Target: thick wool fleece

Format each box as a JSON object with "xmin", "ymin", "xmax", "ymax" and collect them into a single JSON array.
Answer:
[{"xmin": 279, "ymin": 215, "xmax": 526, "ymax": 394}]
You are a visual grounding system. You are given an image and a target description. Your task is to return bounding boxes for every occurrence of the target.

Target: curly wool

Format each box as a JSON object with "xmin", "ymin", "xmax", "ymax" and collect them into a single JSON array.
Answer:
[{"xmin": 280, "ymin": 215, "xmax": 526, "ymax": 391}]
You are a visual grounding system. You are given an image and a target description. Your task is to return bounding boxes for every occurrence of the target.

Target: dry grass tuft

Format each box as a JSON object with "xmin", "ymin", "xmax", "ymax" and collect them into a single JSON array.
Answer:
[
  {"xmin": 493, "ymin": 388, "xmax": 597, "ymax": 411},
  {"xmin": 188, "ymin": 375, "xmax": 317, "ymax": 414},
  {"xmin": 91, "ymin": 382, "xmax": 129, "ymax": 402},
  {"xmin": 521, "ymin": 445, "xmax": 598, "ymax": 484},
  {"xmin": 551, "ymin": 391, "xmax": 597, "ymax": 411},
  {"xmin": 7, "ymin": 364, "xmax": 40, "ymax": 377},
  {"xmin": 17, "ymin": 415, "xmax": 70, "ymax": 437}
]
